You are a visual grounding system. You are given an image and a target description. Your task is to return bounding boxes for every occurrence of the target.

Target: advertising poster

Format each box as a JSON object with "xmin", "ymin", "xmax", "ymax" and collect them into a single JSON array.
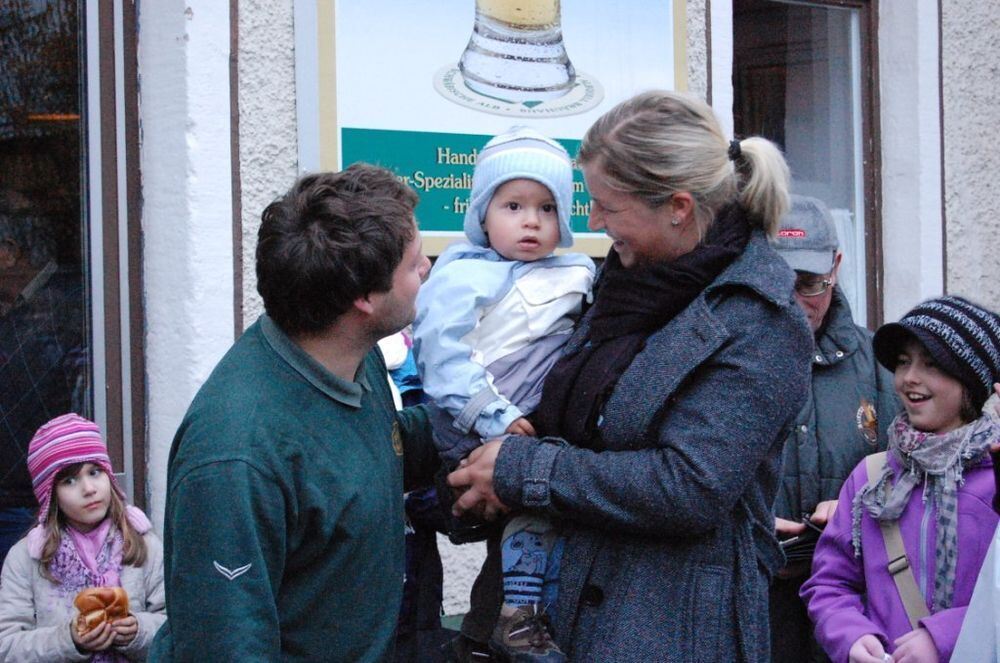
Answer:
[{"xmin": 296, "ymin": 1, "xmax": 685, "ymax": 254}]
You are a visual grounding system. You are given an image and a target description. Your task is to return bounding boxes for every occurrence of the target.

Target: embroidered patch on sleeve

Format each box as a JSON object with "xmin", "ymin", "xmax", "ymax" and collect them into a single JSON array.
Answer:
[{"xmin": 213, "ymin": 560, "xmax": 252, "ymax": 580}]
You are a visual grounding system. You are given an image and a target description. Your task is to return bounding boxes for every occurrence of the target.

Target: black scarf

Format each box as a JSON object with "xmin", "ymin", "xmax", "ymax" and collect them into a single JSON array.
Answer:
[{"xmin": 534, "ymin": 205, "xmax": 753, "ymax": 448}]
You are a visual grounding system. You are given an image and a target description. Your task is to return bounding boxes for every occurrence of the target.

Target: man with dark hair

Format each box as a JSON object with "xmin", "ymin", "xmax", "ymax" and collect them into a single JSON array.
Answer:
[
  {"xmin": 0, "ymin": 211, "xmax": 85, "ymax": 567},
  {"xmin": 255, "ymin": 165, "xmax": 422, "ymax": 335},
  {"xmin": 150, "ymin": 164, "xmax": 438, "ymax": 662}
]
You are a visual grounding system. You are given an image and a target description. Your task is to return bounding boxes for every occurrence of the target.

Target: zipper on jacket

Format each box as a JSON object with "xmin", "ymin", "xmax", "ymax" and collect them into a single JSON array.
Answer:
[{"xmin": 917, "ymin": 485, "xmax": 932, "ymax": 599}]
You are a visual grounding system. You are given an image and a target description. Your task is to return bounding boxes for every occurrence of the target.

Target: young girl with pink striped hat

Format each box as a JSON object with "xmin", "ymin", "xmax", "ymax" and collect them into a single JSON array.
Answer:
[{"xmin": 0, "ymin": 413, "xmax": 165, "ymax": 661}]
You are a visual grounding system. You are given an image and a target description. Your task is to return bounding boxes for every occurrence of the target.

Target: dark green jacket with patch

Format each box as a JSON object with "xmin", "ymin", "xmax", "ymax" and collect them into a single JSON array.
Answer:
[
  {"xmin": 149, "ymin": 316, "xmax": 437, "ymax": 662},
  {"xmin": 773, "ymin": 287, "xmax": 900, "ymax": 520}
]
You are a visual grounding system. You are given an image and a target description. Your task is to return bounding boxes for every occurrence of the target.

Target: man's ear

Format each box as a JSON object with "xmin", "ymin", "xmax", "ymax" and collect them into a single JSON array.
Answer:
[
  {"xmin": 353, "ymin": 294, "xmax": 376, "ymax": 316},
  {"xmin": 830, "ymin": 251, "xmax": 844, "ymax": 283}
]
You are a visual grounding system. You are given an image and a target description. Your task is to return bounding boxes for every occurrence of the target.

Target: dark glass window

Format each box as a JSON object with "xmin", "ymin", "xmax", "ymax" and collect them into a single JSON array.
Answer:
[
  {"xmin": 0, "ymin": 1, "xmax": 90, "ymax": 510},
  {"xmin": 734, "ymin": 0, "xmax": 878, "ymax": 325}
]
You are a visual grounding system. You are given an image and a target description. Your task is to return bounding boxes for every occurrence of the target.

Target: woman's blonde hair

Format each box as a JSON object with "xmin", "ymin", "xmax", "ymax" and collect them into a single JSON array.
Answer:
[
  {"xmin": 578, "ymin": 90, "xmax": 790, "ymax": 237},
  {"xmin": 38, "ymin": 463, "xmax": 147, "ymax": 582}
]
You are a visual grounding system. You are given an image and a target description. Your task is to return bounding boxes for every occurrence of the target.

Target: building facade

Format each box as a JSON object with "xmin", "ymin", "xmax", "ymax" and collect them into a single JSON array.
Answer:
[{"xmin": 2, "ymin": 0, "xmax": 997, "ymax": 612}]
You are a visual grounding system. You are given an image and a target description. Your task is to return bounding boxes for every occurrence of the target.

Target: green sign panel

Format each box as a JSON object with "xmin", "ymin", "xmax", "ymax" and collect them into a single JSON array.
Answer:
[{"xmin": 341, "ymin": 128, "xmax": 593, "ymax": 234}]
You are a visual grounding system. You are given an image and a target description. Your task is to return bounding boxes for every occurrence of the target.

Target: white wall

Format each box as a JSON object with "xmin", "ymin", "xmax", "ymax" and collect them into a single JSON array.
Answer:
[
  {"xmin": 941, "ymin": 0, "xmax": 1000, "ymax": 309},
  {"xmin": 685, "ymin": 0, "xmax": 708, "ymax": 102},
  {"xmin": 238, "ymin": 0, "xmax": 299, "ymax": 325},
  {"xmin": 709, "ymin": 0, "xmax": 734, "ymax": 136},
  {"xmin": 878, "ymin": 1, "xmax": 944, "ymax": 322},
  {"xmin": 139, "ymin": 1, "xmax": 235, "ymax": 529}
]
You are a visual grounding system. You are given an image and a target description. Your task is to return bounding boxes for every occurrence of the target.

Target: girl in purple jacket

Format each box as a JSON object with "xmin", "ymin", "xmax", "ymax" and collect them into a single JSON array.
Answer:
[{"xmin": 801, "ymin": 296, "xmax": 1000, "ymax": 663}]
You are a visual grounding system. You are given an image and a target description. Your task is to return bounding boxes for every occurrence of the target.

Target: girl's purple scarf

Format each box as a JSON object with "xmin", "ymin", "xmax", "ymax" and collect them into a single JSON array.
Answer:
[
  {"xmin": 51, "ymin": 519, "xmax": 124, "ymax": 598},
  {"xmin": 65, "ymin": 519, "xmax": 121, "ymax": 587}
]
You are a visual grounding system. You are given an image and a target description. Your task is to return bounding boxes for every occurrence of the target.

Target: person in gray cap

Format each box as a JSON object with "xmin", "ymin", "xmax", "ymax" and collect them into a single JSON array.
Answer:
[{"xmin": 768, "ymin": 195, "xmax": 900, "ymax": 662}]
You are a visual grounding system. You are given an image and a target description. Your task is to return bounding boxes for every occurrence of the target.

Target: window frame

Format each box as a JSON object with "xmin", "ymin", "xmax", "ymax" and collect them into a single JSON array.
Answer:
[
  {"xmin": 732, "ymin": 0, "xmax": 883, "ymax": 327},
  {"xmin": 84, "ymin": 0, "xmax": 145, "ymax": 508}
]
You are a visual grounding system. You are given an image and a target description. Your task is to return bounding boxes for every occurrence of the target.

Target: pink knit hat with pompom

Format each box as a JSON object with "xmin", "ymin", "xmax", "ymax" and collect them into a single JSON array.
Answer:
[{"xmin": 26, "ymin": 413, "xmax": 127, "ymax": 524}]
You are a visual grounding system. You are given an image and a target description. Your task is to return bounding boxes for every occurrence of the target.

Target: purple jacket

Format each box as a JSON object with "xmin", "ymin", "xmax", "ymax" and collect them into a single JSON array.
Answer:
[{"xmin": 801, "ymin": 452, "xmax": 997, "ymax": 662}]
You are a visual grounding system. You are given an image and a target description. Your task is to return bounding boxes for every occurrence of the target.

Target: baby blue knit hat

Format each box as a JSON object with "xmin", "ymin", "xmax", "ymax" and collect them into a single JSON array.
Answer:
[{"xmin": 464, "ymin": 127, "xmax": 575, "ymax": 249}]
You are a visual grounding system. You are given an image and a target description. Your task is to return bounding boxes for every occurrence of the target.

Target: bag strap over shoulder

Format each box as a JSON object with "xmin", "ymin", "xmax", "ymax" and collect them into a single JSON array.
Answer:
[{"xmin": 864, "ymin": 451, "xmax": 930, "ymax": 629}]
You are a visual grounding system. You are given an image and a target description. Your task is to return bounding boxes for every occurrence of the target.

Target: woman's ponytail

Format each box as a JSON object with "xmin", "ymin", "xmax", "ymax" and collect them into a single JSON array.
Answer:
[
  {"xmin": 579, "ymin": 91, "xmax": 792, "ymax": 236},
  {"xmin": 734, "ymin": 136, "xmax": 790, "ymax": 237}
]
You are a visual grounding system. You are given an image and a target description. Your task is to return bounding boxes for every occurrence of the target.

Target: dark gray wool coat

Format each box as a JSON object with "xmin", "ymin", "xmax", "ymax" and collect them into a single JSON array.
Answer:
[{"xmin": 493, "ymin": 230, "xmax": 813, "ymax": 662}]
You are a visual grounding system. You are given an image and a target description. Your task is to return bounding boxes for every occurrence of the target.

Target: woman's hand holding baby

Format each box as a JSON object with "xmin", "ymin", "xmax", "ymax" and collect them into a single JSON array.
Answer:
[{"xmin": 449, "ymin": 440, "xmax": 508, "ymax": 520}]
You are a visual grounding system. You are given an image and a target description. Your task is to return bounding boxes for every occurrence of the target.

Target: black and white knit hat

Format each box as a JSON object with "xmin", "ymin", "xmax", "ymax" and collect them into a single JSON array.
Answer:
[{"xmin": 873, "ymin": 295, "xmax": 1000, "ymax": 408}]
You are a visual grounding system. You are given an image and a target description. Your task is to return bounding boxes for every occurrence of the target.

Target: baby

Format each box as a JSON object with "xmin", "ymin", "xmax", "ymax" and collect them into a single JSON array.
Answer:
[{"xmin": 413, "ymin": 126, "xmax": 595, "ymax": 662}]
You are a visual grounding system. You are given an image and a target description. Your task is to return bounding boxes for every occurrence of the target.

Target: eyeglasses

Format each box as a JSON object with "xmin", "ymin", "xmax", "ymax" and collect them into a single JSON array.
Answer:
[{"xmin": 794, "ymin": 273, "xmax": 833, "ymax": 298}]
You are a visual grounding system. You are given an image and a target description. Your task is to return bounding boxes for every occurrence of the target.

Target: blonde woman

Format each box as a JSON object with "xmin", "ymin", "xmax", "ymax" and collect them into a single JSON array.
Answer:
[{"xmin": 449, "ymin": 90, "xmax": 813, "ymax": 661}]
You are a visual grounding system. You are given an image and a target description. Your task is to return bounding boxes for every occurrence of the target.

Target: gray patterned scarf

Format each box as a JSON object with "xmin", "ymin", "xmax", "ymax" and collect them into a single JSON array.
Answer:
[{"xmin": 852, "ymin": 400, "xmax": 999, "ymax": 611}]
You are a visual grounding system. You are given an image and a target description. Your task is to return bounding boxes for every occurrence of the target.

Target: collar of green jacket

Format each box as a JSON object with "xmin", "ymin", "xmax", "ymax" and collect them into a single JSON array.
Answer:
[
  {"xmin": 259, "ymin": 314, "xmax": 371, "ymax": 408},
  {"xmin": 813, "ymin": 286, "xmax": 861, "ymax": 367}
]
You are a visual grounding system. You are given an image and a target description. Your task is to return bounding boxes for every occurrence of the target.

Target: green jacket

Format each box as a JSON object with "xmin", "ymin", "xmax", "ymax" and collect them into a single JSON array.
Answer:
[
  {"xmin": 149, "ymin": 316, "xmax": 437, "ymax": 662},
  {"xmin": 773, "ymin": 288, "xmax": 900, "ymax": 520}
]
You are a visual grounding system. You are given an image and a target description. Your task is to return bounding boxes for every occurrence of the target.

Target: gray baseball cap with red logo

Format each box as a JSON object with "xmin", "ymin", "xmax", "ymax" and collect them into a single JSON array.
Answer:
[{"xmin": 772, "ymin": 195, "xmax": 840, "ymax": 275}]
